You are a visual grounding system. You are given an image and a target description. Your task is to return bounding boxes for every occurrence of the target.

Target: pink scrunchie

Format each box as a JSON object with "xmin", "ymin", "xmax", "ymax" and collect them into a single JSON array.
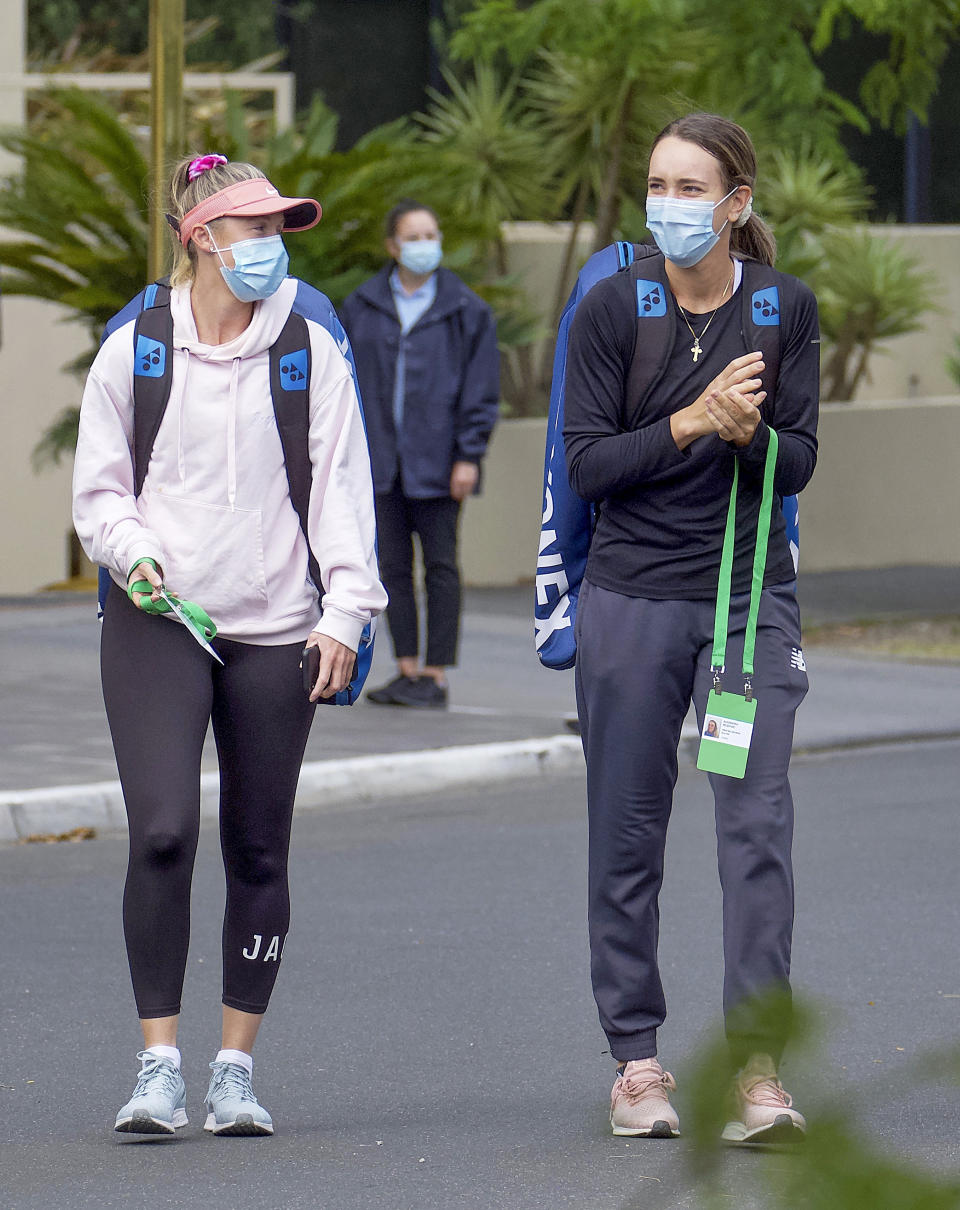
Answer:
[{"xmin": 188, "ymin": 153, "xmax": 228, "ymax": 181}]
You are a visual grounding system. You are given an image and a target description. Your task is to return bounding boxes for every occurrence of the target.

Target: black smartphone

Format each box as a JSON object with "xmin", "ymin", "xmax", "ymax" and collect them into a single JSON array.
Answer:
[
  {"xmin": 301, "ymin": 645, "xmax": 321, "ymax": 699},
  {"xmin": 301, "ymin": 644, "xmax": 359, "ymax": 705}
]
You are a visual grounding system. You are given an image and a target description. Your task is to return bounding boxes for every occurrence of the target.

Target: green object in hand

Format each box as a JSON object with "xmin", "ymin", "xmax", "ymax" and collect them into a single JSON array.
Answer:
[{"xmin": 128, "ymin": 581, "xmax": 218, "ymax": 640}]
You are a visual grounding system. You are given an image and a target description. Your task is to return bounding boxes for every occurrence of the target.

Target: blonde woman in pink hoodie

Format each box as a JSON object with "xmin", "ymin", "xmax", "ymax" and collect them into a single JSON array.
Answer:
[{"xmin": 73, "ymin": 155, "xmax": 386, "ymax": 1138}]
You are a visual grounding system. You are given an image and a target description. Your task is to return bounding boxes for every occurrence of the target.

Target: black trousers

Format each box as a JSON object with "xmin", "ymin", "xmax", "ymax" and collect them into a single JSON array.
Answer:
[
  {"xmin": 375, "ymin": 483, "xmax": 462, "ymax": 667},
  {"xmin": 575, "ymin": 580, "xmax": 808, "ymax": 1066},
  {"xmin": 100, "ymin": 585, "xmax": 316, "ymax": 1018}
]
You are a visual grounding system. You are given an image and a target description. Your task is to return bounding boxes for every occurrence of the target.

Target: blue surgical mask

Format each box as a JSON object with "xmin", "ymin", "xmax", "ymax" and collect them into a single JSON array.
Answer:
[
  {"xmin": 644, "ymin": 187, "xmax": 737, "ymax": 268},
  {"xmin": 398, "ymin": 239, "xmax": 442, "ymax": 275},
  {"xmin": 209, "ymin": 231, "xmax": 289, "ymax": 302}
]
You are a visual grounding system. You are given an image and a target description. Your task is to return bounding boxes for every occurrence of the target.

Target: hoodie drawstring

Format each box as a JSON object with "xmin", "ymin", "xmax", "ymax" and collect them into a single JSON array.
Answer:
[
  {"xmin": 227, "ymin": 357, "xmax": 240, "ymax": 507},
  {"xmin": 176, "ymin": 349, "xmax": 191, "ymax": 486}
]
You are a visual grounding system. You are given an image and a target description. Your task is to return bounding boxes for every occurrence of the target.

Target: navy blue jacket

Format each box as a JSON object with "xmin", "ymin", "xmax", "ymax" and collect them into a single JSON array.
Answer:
[{"xmin": 339, "ymin": 265, "xmax": 499, "ymax": 498}]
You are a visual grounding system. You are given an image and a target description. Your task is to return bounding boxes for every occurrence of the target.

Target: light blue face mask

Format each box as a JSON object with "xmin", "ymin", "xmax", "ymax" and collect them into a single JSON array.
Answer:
[
  {"xmin": 398, "ymin": 239, "xmax": 442, "ymax": 275},
  {"xmin": 644, "ymin": 187, "xmax": 738, "ymax": 268},
  {"xmin": 209, "ymin": 231, "xmax": 289, "ymax": 302}
]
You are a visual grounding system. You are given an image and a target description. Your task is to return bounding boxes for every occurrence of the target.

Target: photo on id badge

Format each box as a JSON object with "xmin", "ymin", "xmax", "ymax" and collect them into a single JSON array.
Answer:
[{"xmin": 696, "ymin": 693, "xmax": 757, "ymax": 780}]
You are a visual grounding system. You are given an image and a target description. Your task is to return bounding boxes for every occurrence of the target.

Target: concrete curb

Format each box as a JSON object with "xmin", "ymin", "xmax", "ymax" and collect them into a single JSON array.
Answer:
[
  {"xmin": 0, "ymin": 735, "xmax": 587, "ymax": 843},
  {"xmin": 4, "ymin": 728, "xmax": 959, "ymax": 844}
]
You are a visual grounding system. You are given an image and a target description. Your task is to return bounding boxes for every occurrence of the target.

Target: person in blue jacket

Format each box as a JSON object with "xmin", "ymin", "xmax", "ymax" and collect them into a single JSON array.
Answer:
[{"xmin": 340, "ymin": 200, "xmax": 499, "ymax": 708}]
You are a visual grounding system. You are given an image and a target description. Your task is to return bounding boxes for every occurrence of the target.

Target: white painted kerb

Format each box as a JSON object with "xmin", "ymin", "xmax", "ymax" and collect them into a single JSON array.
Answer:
[{"xmin": 0, "ymin": 736, "xmax": 586, "ymax": 843}]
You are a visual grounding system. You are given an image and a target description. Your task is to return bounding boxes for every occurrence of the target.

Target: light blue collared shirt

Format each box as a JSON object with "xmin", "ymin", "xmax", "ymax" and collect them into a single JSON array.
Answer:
[{"xmin": 390, "ymin": 267, "xmax": 437, "ymax": 430}]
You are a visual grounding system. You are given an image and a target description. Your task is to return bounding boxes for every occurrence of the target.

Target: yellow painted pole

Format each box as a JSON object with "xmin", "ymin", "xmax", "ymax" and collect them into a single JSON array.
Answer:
[{"xmin": 148, "ymin": 0, "xmax": 185, "ymax": 281}]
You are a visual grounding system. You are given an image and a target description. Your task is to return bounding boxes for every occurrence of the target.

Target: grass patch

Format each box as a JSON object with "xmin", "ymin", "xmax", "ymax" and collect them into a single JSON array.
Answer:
[{"xmin": 803, "ymin": 617, "xmax": 960, "ymax": 662}]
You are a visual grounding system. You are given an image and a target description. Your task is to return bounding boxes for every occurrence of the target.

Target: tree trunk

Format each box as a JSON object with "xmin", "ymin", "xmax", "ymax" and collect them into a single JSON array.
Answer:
[
  {"xmin": 821, "ymin": 322, "xmax": 858, "ymax": 401},
  {"xmin": 847, "ymin": 341, "xmax": 873, "ymax": 401},
  {"xmin": 494, "ymin": 234, "xmax": 509, "ymax": 279},
  {"xmin": 591, "ymin": 83, "xmax": 634, "ymax": 253}
]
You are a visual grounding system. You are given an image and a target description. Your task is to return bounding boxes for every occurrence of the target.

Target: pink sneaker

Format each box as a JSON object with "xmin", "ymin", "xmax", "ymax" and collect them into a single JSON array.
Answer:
[
  {"xmin": 721, "ymin": 1054, "xmax": 806, "ymax": 1143},
  {"xmin": 609, "ymin": 1058, "xmax": 680, "ymax": 1137}
]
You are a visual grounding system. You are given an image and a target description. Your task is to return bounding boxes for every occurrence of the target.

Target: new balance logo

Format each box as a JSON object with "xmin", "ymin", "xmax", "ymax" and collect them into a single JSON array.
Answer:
[{"xmin": 790, "ymin": 647, "xmax": 806, "ymax": 671}]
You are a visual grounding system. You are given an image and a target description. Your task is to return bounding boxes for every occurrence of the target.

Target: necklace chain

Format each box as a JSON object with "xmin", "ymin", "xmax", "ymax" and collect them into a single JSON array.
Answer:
[{"xmin": 677, "ymin": 272, "xmax": 734, "ymax": 363}]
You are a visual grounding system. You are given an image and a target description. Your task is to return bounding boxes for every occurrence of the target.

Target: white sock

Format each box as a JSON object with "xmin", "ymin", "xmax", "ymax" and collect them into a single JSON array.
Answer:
[
  {"xmin": 144, "ymin": 1044, "xmax": 181, "ymax": 1068},
  {"xmin": 215, "ymin": 1048, "xmax": 253, "ymax": 1075}
]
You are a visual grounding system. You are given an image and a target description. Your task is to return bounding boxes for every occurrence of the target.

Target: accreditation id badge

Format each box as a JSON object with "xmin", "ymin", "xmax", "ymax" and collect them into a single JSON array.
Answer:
[{"xmin": 696, "ymin": 691, "xmax": 757, "ymax": 779}]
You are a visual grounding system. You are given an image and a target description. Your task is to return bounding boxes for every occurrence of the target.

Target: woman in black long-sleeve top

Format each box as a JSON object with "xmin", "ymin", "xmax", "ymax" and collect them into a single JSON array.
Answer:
[{"xmin": 564, "ymin": 114, "xmax": 818, "ymax": 1144}]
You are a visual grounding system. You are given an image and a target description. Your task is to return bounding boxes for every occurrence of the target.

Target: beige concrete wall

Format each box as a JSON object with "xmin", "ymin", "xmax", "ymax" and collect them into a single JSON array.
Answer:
[
  {"xmin": 851, "ymin": 227, "xmax": 960, "ymax": 403},
  {"xmin": 460, "ymin": 419, "xmax": 546, "ymax": 587},
  {"xmin": 459, "ymin": 401, "xmax": 960, "ymax": 585},
  {"xmin": 0, "ymin": 0, "xmax": 25, "ymax": 177},
  {"xmin": 800, "ymin": 397, "xmax": 960, "ymax": 571},
  {"xmin": 1, "ymin": 301, "xmax": 87, "ymax": 592}
]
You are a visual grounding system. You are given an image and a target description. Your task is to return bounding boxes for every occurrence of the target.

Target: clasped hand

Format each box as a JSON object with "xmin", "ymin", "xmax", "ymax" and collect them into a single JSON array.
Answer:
[{"xmin": 670, "ymin": 352, "xmax": 767, "ymax": 451}]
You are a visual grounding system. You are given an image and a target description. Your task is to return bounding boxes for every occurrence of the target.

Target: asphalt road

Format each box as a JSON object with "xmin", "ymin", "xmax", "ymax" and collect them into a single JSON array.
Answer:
[
  {"xmin": 0, "ymin": 593, "xmax": 578, "ymax": 794},
  {"xmin": 3, "ymin": 740, "xmax": 960, "ymax": 1209}
]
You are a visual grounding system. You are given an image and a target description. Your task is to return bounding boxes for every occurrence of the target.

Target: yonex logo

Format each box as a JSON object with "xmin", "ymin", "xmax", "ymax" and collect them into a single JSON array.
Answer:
[
  {"xmin": 752, "ymin": 286, "xmax": 780, "ymax": 326},
  {"xmin": 636, "ymin": 280, "xmax": 667, "ymax": 318},
  {"xmin": 535, "ymin": 467, "xmax": 574, "ymax": 650},
  {"xmin": 279, "ymin": 348, "xmax": 308, "ymax": 390},
  {"xmin": 790, "ymin": 647, "xmax": 806, "ymax": 671},
  {"xmin": 134, "ymin": 335, "xmax": 165, "ymax": 378}
]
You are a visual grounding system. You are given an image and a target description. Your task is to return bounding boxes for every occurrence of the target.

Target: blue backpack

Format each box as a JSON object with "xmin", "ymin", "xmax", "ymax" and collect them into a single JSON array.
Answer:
[
  {"xmin": 535, "ymin": 242, "xmax": 800, "ymax": 670},
  {"xmin": 98, "ymin": 277, "xmax": 376, "ymax": 705}
]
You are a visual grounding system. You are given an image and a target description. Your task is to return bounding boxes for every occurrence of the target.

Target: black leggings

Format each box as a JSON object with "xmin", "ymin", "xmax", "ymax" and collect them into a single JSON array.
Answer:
[
  {"xmin": 100, "ymin": 585, "xmax": 315, "ymax": 1018},
  {"xmin": 374, "ymin": 485, "xmax": 462, "ymax": 667}
]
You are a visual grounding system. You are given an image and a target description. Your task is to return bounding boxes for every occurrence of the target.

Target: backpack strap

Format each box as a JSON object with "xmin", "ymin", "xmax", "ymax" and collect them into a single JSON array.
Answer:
[
  {"xmin": 624, "ymin": 251, "xmax": 674, "ymax": 430},
  {"xmin": 739, "ymin": 260, "xmax": 781, "ymax": 419},
  {"xmin": 269, "ymin": 297, "xmax": 376, "ymax": 706},
  {"xmin": 268, "ymin": 309, "xmax": 324, "ymax": 596},
  {"xmin": 98, "ymin": 280, "xmax": 171, "ymax": 614},
  {"xmin": 132, "ymin": 280, "xmax": 173, "ymax": 497}
]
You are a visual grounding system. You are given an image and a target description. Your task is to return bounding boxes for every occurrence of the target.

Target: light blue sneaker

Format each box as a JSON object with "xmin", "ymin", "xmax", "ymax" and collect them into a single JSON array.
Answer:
[
  {"xmin": 115, "ymin": 1051, "xmax": 188, "ymax": 1135},
  {"xmin": 203, "ymin": 1061, "xmax": 274, "ymax": 1136}
]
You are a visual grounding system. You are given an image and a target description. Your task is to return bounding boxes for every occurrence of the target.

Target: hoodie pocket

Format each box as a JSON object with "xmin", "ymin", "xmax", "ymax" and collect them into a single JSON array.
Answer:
[{"xmin": 143, "ymin": 492, "xmax": 268, "ymax": 626}]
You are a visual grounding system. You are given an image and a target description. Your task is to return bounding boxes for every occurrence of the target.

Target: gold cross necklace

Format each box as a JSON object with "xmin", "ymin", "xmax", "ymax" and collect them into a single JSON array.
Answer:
[{"xmin": 677, "ymin": 271, "xmax": 734, "ymax": 363}]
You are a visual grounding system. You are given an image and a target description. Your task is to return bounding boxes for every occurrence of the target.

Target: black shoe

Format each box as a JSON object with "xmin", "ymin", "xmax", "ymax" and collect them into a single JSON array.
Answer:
[
  {"xmin": 389, "ymin": 676, "xmax": 449, "ymax": 709},
  {"xmin": 366, "ymin": 674, "xmax": 421, "ymax": 705}
]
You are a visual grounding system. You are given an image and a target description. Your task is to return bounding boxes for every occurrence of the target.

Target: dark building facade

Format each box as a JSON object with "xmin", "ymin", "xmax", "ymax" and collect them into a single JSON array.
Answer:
[{"xmin": 276, "ymin": 0, "xmax": 442, "ymax": 151}]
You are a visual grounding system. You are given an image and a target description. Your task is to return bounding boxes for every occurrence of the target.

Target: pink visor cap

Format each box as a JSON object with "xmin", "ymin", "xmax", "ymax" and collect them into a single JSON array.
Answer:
[{"xmin": 177, "ymin": 178, "xmax": 322, "ymax": 248}]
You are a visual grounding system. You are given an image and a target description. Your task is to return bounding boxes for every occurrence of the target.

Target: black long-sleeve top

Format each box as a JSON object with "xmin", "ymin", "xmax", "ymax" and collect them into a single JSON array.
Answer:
[{"xmin": 563, "ymin": 262, "xmax": 819, "ymax": 600}]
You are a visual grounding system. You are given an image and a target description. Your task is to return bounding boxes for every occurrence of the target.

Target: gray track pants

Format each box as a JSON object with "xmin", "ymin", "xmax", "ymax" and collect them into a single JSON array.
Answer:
[{"xmin": 574, "ymin": 579, "xmax": 808, "ymax": 1065}]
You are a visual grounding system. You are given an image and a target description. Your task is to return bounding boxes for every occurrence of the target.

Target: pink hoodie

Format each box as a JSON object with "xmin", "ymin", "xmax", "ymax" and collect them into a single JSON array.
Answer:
[{"xmin": 73, "ymin": 278, "xmax": 386, "ymax": 648}]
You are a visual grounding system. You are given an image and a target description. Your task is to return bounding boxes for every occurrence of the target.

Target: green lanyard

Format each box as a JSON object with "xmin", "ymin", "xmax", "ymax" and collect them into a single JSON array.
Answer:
[{"xmin": 710, "ymin": 427, "xmax": 779, "ymax": 701}]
